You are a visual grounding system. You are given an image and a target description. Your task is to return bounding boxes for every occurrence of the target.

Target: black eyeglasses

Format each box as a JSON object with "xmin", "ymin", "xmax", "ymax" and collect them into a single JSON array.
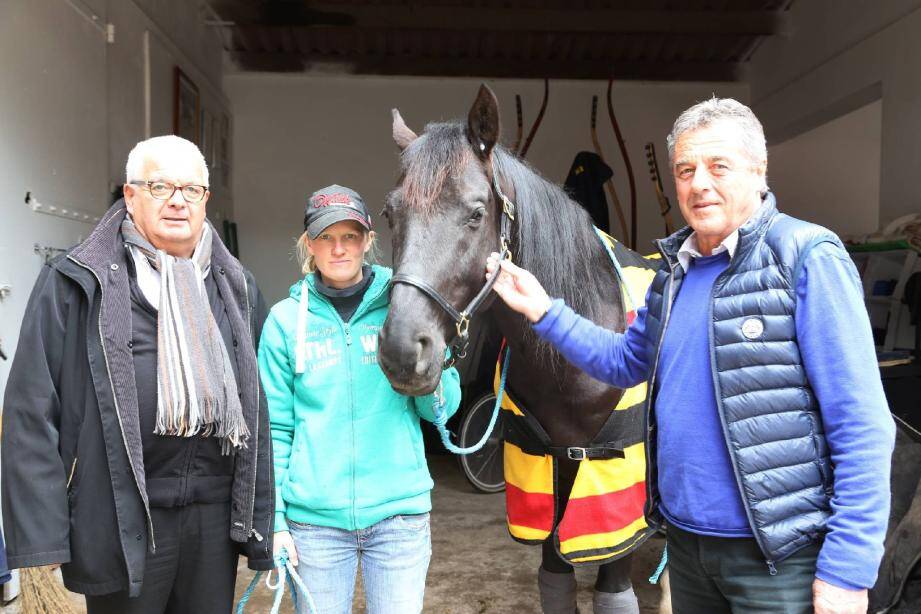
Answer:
[{"xmin": 129, "ymin": 180, "xmax": 208, "ymax": 203}]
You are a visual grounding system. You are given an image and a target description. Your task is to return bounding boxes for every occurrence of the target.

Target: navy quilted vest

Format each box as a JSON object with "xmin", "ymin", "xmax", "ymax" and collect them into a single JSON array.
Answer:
[{"xmin": 644, "ymin": 193, "xmax": 843, "ymax": 566}]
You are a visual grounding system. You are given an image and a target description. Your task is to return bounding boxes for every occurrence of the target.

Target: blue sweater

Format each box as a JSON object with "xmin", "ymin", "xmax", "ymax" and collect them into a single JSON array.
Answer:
[
  {"xmin": 533, "ymin": 242, "xmax": 895, "ymax": 590},
  {"xmin": 655, "ymin": 251, "xmax": 753, "ymax": 536}
]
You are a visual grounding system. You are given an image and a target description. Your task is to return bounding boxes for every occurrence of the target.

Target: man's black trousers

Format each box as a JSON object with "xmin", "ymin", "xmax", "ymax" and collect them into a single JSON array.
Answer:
[
  {"xmin": 667, "ymin": 521, "xmax": 821, "ymax": 613},
  {"xmin": 85, "ymin": 502, "xmax": 238, "ymax": 614}
]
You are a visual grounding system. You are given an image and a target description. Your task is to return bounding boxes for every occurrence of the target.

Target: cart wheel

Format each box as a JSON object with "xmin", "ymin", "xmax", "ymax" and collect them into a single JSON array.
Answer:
[{"xmin": 457, "ymin": 392, "xmax": 505, "ymax": 493}]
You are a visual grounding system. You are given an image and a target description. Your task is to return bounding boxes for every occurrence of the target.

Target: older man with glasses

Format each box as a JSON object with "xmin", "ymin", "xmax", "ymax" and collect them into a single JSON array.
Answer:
[{"xmin": 1, "ymin": 135, "xmax": 274, "ymax": 613}]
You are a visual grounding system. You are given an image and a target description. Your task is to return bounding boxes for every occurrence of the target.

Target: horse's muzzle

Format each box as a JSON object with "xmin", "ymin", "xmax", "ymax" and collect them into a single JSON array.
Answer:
[{"xmin": 378, "ymin": 321, "xmax": 444, "ymax": 396}]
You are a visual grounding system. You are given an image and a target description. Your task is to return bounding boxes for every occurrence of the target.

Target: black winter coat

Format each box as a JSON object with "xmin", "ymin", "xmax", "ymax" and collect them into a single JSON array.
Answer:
[{"xmin": 0, "ymin": 202, "xmax": 274, "ymax": 597}]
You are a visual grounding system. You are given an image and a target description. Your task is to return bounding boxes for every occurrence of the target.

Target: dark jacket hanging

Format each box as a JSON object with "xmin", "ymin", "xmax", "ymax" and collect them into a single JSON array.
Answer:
[{"xmin": 564, "ymin": 151, "xmax": 612, "ymax": 233}]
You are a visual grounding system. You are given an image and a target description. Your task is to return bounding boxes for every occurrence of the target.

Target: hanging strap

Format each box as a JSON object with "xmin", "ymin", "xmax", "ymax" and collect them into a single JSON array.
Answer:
[{"xmin": 295, "ymin": 280, "xmax": 310, "ymax": 374}]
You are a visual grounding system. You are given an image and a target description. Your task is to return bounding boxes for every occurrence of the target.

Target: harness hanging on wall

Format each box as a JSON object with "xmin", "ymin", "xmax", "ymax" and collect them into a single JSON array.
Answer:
[
  {"xmin": 512, "ymin": 94, "xmax": 524, "ymax": 154},
  {"xmin": 607, "ymin": 79, "xmax": 639, "ymax": 250},
  {"xmin": 497, "ymin": 231, "xmax": 661, "ymax": 564},
  {"xmin": 590, "ymin": 96, "xmax": 629, "ymax": 243},
  {"xmin": 515, "ymin": 79, "xmax": 549, "ymax": 160},
  {"xmin": 644, "ymin": 142, "xmax": 676, "ymax": 236}
]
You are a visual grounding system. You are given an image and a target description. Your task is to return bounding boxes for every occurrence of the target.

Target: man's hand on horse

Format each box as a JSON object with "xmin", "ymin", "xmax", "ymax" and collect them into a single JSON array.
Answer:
[
  {"xmin": 813, "ymin": 578, "xmax": 867, "ymax": 614},
  {"xmin": 486, "ymin": 252, "xmax": 553, "ymax": 323}
]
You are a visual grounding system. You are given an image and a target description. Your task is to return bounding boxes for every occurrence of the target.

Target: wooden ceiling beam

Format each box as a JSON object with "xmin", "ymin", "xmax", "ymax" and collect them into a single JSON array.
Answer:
[
  {"xmin": 228, "ymin": 51, "xmax": 747, "ymax": 81},
  {"xmin": 231, "ymin": 6, "xmax": 790, "ymax": 36}
]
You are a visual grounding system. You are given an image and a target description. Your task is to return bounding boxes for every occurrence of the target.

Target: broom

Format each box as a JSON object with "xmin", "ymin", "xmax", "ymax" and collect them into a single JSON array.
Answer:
[{"xmin": 19, "ymin": 566, "xmax": 78, "ymax": 614}]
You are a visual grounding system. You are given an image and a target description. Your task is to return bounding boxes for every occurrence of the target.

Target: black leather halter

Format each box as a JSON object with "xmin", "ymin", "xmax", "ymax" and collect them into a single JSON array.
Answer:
[{"xmin": 391, "ymin": 166, "xmax": 516, "ymax": 369}]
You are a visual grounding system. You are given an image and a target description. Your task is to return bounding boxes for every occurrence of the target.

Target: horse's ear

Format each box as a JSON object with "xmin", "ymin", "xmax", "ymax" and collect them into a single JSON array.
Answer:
[
  {"xmin": 467, "ymin": 84, "xmax": 500, "ymax": 159},
  {"xmin": 392, "ymin": 109, "xmax": 418, "ymax": 151}
]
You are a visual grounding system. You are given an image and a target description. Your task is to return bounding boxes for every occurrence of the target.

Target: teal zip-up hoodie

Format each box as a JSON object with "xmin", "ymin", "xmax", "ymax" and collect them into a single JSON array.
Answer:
[{"xmin": 258, "ymin": 265, "xmax": 461, "ymax": 533}]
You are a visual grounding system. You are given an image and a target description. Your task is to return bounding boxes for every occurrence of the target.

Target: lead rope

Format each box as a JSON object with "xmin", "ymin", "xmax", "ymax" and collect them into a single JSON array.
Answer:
[
  {"xmin": 648, "ymin": 545, "xmax": 668, "ymax": 584},
  {"xmin": 593, "ymin": 227, "xmax": 669, "ymax": 584},
  {"xmin": 236, "ymin": 548, "xmax": 318, "ymax": 614},
  {"xmin": 432, "ymin": 347, "xmax": 510, "ymax": 455}
]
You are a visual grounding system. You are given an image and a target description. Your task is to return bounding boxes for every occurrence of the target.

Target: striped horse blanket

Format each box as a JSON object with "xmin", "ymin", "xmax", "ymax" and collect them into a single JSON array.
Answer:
[{"xmin": 497, "ymin": 233, "xmax": 660, "ymax": 564}]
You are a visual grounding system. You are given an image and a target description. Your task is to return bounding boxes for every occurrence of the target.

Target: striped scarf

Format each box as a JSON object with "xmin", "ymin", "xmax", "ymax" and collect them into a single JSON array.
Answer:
[{"xmin": 121, "ymin": 218, "xmax": 249, "ymax": 454}]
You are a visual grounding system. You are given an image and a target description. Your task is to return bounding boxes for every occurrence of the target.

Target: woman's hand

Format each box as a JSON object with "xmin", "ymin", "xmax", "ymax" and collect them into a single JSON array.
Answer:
[
  {"xmin": 486, "ymin": 253, "xmax": 553, "ymax": 324},
  {"xmin": 273, "ymin": 530, "xmax": 299, "ymax": 566}
]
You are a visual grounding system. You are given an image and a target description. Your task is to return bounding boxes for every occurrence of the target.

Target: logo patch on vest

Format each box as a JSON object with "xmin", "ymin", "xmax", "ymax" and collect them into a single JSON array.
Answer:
[{"xmin": 741, "ymin": 317, "xmax": 765, "ymax": 340}]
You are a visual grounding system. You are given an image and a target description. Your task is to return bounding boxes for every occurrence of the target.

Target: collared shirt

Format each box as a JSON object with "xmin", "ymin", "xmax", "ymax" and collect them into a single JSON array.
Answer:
[
  {"xmin": 676, "ymin": 230, "xmax": 739, "ymax": 273},
  {"xmin": 675, "ymin": 199, "xmax": 765, "ymax": 272}
]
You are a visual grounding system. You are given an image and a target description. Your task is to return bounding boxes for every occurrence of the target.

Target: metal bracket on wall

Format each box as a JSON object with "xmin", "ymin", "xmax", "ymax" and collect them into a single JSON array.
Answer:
[
  {"xmin": 26, "ymin": 192, "xmax": 101, "ymax": 224},
  {"xmin": 61, "ymin": 0, "xmax": 111, "ymax": 40},
  {"xmin": 34, "ymin": 243, "xmax": 70, "ymax": 265}
]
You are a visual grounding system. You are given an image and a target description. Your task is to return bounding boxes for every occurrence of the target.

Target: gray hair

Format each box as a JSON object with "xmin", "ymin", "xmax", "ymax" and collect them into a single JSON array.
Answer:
[
  {"xmin": 125, "ymin": 135, "xmax": 209, "ymax": 185},
  {"xmin": 666, "ymin": 97, "xmax": 767, "ymax": 167}
]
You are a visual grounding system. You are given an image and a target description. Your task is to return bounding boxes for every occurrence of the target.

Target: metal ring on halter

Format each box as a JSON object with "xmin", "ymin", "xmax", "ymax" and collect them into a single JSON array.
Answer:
[{"xmin": 456, "ymin": 313, "xmax": 470, "ymax": 339}]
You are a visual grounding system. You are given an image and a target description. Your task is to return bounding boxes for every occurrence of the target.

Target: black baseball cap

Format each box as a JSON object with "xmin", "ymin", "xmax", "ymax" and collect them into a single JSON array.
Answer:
[{"xmin": 304, "ymin": 184, "xmax": 372, "ymax": 239}]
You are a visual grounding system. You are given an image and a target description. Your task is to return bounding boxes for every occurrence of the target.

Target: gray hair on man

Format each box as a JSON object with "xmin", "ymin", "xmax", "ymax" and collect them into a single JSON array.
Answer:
[
  {"xmin": 666, "ymin": 97, "xmax": 767, "ymax": 168},
  {"xmin": 125, "ymin": 135, "xmax": 209, "ymax": 185}
]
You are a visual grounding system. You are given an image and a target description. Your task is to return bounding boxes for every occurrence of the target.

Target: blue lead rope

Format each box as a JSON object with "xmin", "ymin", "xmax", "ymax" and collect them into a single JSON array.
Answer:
[
  {"xmin": 432, "ymin": 348, "xmax": 510, "ymax": 455},
  {"xmin": 648, "ymin": 544, "xmax": 668, "ymax": 584},
  {"xmin": 236, "ymin": 548, "xmax": 317, "ymax": 614}
]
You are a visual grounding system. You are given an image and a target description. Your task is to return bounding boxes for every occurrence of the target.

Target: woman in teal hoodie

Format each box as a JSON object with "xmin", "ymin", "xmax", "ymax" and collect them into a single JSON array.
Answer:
[{"xmin": 258, "ymin": 184, "xmax": 461, "ymax": 614}]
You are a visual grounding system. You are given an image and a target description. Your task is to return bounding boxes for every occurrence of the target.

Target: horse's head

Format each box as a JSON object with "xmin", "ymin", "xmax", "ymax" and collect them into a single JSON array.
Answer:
[{"xmin": 378, "ymin": 84, "xmax": 506, "ymax": 395}]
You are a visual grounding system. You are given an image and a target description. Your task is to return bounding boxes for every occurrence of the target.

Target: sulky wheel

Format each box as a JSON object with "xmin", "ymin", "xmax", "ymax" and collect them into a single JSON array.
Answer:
[{"xmin": 456, "ymin": 392, "xmax": 505, "ymax": 493}]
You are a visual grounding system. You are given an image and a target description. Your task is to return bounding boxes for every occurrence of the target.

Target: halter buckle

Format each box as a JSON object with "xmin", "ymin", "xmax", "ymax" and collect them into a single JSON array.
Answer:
[
  {"xmin": 501, "ymin": 195, "xmax": 516, "ymax": 220},
  {"xmin": 456, "ymin": 313, "xmax": 470, "ymax": 339},
  {"xmin": 500, "ymin": 237, "xmax": 511, "ymax": 261}
]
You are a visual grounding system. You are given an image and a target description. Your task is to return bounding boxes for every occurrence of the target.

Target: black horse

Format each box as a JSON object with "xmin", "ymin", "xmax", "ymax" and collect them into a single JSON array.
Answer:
[{"xmin": 378, "ymin": 85, "xmax": 653, "ymax": 613}]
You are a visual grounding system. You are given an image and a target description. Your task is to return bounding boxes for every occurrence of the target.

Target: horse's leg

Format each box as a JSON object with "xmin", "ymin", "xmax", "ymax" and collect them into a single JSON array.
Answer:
[
  {"xmin": 538, "ymin": 460, "xmax": 580, "ymax": 614},
  {"xmin": 594, "ymin": 554, "xmax": 640, "ymax": 614}
]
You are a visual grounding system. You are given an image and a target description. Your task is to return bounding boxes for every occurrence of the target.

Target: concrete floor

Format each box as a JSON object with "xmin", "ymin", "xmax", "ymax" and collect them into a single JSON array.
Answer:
[
  {"xmin": 234, "ymin": 454, "xmax": 666, "ymax": 613},
  {"xmin": 1, "ymin": 455, "xmax": 666, "ymax": 613}
]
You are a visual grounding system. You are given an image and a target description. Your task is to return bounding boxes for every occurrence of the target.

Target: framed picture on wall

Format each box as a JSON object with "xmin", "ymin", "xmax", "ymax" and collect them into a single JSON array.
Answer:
[
  {"xmin": 200, "ymin": 108, "xmax": 215, "ymax": 165},
  {"xmin": 222, "ymin": 219, "xmax": 239, "ymax": 257},
  {"xmin": 219, "ymin": 113, "xmax": 232, "ymax": 188},
  {"xmin": 173, "ymin": 67, "xmax": 200, "ymax": 145},
  {"xmin": 229, "ymin": 222, "xmax": 239, "ymax": 257}
]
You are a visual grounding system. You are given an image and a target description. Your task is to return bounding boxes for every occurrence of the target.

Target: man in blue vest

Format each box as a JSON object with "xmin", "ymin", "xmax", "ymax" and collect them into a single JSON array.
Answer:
[{"xmin": 486, "ymin": 98, "xmax": 895, "ymax": 614}]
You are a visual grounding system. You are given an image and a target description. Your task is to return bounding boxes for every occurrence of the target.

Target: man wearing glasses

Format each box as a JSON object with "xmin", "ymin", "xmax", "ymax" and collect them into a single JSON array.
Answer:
[{"xmin": 1, "ymin": 135, "xmax": 274, "ymax": 613}]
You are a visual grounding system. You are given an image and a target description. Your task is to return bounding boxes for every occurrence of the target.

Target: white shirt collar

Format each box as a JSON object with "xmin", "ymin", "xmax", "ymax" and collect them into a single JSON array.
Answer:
[
  {"xmin": 676, "ymin": 230, "xmax": 739, "ymax": 273},
  {"xmin": 676, "ymin": 199, "xmax": 766, "ymax": 272}
]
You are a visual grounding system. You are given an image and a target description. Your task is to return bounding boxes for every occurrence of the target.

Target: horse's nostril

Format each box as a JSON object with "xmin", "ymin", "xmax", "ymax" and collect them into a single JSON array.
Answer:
[{"xmin": 414, "ymin": 333, "xmax": 432, "ymax": 375}]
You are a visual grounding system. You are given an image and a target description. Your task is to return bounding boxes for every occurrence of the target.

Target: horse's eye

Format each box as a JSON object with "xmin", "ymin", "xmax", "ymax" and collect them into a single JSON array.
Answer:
[{"xmin": 468, "ymin": 208, "xmax": 485, "ymax": 224}]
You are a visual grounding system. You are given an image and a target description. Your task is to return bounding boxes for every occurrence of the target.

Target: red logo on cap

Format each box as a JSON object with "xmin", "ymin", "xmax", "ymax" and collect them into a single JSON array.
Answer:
[{"xmin": 312, "ymin": 193, "xmax": 353, "ymax": 208}]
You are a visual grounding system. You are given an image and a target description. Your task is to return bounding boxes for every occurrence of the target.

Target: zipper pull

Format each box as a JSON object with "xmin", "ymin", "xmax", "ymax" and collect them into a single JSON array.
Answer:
[
  {"xmin": 766, "ymin": 560, "xmax": 777, "ymax": 576},
  {"xmin": 344, "ymin": 324, "xmax": 352, "ymax": 345},
  {"xmin": 251, "ymin": 528, "xmax": 264, "ymax": 542}
]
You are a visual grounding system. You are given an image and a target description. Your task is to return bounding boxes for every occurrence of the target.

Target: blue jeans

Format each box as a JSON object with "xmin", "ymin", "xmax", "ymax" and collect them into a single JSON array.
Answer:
[{"xmin": 287, "ymin": 513, "xmax": 432, "ymax": 614}]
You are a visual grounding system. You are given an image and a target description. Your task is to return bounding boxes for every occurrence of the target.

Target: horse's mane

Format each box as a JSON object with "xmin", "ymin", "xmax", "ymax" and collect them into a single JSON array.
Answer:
[
  {"xmin": 401, "ymin": 121, "xmax": 616, "ymax": 366},
  {"xmin": 490, "ymin": 147, "xmax": 611, "ymax": 327}
]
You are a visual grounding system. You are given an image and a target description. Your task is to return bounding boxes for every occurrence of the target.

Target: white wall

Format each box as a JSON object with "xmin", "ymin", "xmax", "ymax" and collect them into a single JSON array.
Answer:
[
  {"xmin": 226, "ymin": 73, "xmax": 748, "ymax": 303},
  {"xmin": 750, "ymin": 0, "xmax": 921, "ymax": 227},
  {"xmin": 767, "ymin": 100, "xmax": 882, "ymax": 237},
  {"xmin": 0, "ymin": 0, "xmax": 229, "ymax": 396}
]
